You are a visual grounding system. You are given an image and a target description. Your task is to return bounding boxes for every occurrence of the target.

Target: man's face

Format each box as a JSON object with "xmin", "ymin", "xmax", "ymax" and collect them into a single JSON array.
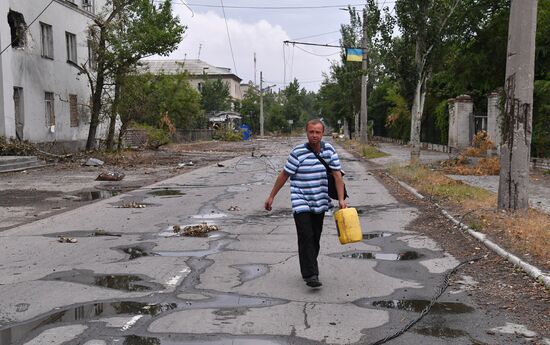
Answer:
[{"xmin": 306, "ymin": 123, "xmax": 324, "ymax": 145}]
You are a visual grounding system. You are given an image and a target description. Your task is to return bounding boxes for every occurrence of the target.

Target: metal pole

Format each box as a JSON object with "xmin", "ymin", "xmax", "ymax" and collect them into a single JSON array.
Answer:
[
  {"xmin": 360, "ymin": 8, "xmax": 368, "ymax": 144},
  {"xmin": 260, "ymin": 71, "xmax": 264, "ymax": 137}
]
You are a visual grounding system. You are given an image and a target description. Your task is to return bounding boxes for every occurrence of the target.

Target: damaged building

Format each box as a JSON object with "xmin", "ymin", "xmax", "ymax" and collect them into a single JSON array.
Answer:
[{"xmin": 0, "ymin": 0, "xmax": 107, "ymax": 151}]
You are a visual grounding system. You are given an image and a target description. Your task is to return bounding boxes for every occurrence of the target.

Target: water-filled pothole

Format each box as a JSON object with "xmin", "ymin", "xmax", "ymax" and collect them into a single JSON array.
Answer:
[
  {"xmin": 154, "ymin": 238, "xmax": 234, "ymax": 258},
  {"xmin": 335, "ymin": 251, "xmax": 423, "ymax": 261},
  {"xmin": 120, "ymin": 246, "xmax": 155, "ymax": 260},
  {"xmin": 414, "ymin": 326, "xmax": 469, "ymax": 338},
  {"xmin": 44, "ymin": 230, "xmax": 122, "ymax": 238},
  {"xmin": 42, "ymin": 269, "xmax": 163, "ymax": 291},
  {"xmin": 370, "ymin": 300, "xmax": 474, "ymax": 313},
  {"xmin": 232, "ymin": 264, "xmax": 269, "ymax": 285},
  {"xmin": 0, "ymin": 301, "xmax": 176, "ymax": 345},
  {"xmin": 363, "ymin": 232, "xmax": 393, "ymax": 240},
  {"xmin": 148, "ymin": 189, "xmax": 185, "ymax": 197},
  {"xmin": 75, "ymin": 190, "xmax": 118, "ymax": 201}
]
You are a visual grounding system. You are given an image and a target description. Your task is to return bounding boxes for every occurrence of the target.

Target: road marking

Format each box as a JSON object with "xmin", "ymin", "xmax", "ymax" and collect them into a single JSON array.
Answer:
[{"xmin": 166, "ymin": 267, "xmax": 191, "ymax": 287}]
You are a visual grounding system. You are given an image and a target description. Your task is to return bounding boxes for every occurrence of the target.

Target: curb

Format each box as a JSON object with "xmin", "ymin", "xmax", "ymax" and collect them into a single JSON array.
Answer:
[{"xmin": 387, "ymin": 173, "xmax": 550, "ymax": 290}]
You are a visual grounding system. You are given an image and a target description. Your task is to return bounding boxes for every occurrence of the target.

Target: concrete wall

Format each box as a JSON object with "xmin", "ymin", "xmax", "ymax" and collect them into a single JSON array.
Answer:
[
  {"xmin": 487, "ymin": 92, "xmax": 502, "ymax": 146},
  {"xmin": 1, "ymin": 0, "xmax": 108, "ymax": 148},
  {"xmin": 448, "ymin": 95, "xmax": 474, "ymax": 152}
]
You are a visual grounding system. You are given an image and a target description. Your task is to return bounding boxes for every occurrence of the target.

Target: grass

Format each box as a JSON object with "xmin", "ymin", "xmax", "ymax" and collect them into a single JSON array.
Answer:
[
  {"xmin": 388, "ymin": 164, "xmax": 550, "ymax": 267},
  {"xmin": 341, "ymin": 139, "xmax": 390, "ymax": 159}
]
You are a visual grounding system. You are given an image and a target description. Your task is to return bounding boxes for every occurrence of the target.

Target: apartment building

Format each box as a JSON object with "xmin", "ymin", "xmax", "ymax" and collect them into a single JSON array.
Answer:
[{"xmin": 0, "ymin": 0, "xmax": 106, "ymax": 150}]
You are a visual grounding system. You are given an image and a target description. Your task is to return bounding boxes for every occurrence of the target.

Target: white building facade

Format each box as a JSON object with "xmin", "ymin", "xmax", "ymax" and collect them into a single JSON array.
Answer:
[{"xmin": 0, "ymin": 0, "xmax": 106, "ymax": 150}]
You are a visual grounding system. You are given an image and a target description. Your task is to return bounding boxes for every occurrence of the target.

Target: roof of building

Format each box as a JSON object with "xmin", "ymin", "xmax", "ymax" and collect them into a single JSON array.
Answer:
[{"xmin": 139, "ymin": 59, "xmax": 241, "ymax": 81}]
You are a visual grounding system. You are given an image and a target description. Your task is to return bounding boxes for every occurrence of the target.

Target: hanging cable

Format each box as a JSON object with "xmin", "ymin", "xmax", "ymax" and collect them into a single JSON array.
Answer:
[
  {"xmin": 0, "ymin": 0, "xmax": 55, "ymax": 57},
  {"xmin": 220, "ymin": 0, "xmax": 238, "ymax": 75},
  {"xmin": 186, "ymin": 3, "xmax": 367, "ymax": 10},
  {"xmin": 294, "ymin": 45, "xmax": 340, "ymax": 57},
  {"xmin": 290, "ymin": 30, "xmax": 341, "ymax": 41}
]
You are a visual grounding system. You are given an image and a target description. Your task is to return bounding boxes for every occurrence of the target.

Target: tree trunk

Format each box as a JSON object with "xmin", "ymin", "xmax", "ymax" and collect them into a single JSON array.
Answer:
[
  {"xmin": 105, "ymin": 78, "xmax": 121, "ymax": 151},
  {"xmin": 497, "ymin": 0, "xmax": 538, "ymax": 211},
  {"xmin": 410, "ymin": 73, "xmax": 427, "ymax": 164},
  {"xmin": 117, "ymin": 120, "xmax": 129, "ymax": 151},
  {"xmin": 85, "ymin": 30, "xmax": 107, "ymax": 151}
]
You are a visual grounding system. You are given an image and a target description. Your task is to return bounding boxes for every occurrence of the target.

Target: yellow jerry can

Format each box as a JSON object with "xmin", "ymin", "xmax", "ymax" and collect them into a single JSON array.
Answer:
[{"xmin": 334, "ymin": 207, "xmax": 363, "ymax": 244}]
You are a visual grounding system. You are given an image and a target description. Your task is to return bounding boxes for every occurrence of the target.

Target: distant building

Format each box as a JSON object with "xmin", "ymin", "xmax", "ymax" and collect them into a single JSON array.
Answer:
[
  {"xmin": 0, "ymin": 0, "xmax": 108, "ymax": 150},
  {"xmin": 208, "ymin": 111, "xmax": 242, "ymax": 130},
  {"xmin": 139, "ymin": 59, "xmax": 243, "ymax": 103}
]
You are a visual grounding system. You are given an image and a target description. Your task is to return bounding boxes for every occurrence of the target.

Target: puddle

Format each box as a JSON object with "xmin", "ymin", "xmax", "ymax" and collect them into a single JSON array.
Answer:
[
  {"xmin": 154, "ymin": 239, "xmax": 234, "ymax": 258},
  {"xmin": 370, "ymin": 300, "xmax": 474, "ymax": 313},
  {"xmin": 191, "ymin": 213, "xmax": 227, "ymax": 220},
  {"xmin": 119, "ymin": 335, "xmax": 285, "ymax": 345},
  {"xmin": 178, "ymin": 292, "xmax": 282, "ymax": 309},
  {"xmin": 44, "ymin": 230, "xmax": 122, "ymax": 238},
  {"xmin": 148, "ymin": 189, "xmax": 185, "ymax": 197},
  {"xmin": 123, "ymin": 335, "xmax": 161, "ymax": 345},
  {"xmin": 159, "ymin": 225, "xmax": 226, "ymax": 239},
  {"xmin": 363, "ymin": 232, "xmax": 393, "ymax": 240},
  {"xmin": 120, "ymin": 246, "xmax": 154, "ymax": 260},
  {"xmin": 414, "ymin": 326, "xmax": 469, "ymax": 338},
  {"xmin": 75, "ymin": 190, "xmax": 118, "ymax": 201},
  {"xmin": 42, "ymin": 269, "xmax": 163, "ymax": 291},
  {"xmin": 232, "ymin": 264, "xmax": 269, "ymax": 285},
  {"xmin": 335, "ymin": 251, "xmax": 422, "ymax": 261},
  {"xmin": 0, "ymin": 301, "xmax": 176, "ymax": 345}
]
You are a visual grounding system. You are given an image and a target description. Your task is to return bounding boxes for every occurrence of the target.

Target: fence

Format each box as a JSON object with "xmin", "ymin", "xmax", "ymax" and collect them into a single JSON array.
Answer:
[{"xmin": 175, "ymin": 129, "xmax": 213, "ymax": 142}]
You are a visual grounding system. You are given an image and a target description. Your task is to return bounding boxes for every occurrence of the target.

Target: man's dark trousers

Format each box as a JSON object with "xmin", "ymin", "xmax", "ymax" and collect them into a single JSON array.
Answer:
[{"xmin": 293, "ymin": 211, "xmax": 325, "ymax": 279}]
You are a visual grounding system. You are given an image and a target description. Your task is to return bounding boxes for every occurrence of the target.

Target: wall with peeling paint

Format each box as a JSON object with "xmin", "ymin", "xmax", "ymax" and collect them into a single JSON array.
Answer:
[{"xmin": 0, "ymin": 0, "xmax": 107, "ymax": 150}]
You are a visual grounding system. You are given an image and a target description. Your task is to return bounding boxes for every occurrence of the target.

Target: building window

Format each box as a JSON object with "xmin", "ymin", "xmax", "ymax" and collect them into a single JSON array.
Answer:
[
  {"xmin": 82, "ymin": 0, "xmax": 94, "ymax": 13},
  {"xmin": 66, "ymin": 32, "xmax": 77, "ymax": 63},
  {"xmin": 45, "ymin": 92, "xmax": 55, "ymax": 127},
  {"xmin": 40, "ymin": 22, "xmax": 53, "ymax": 59},
  {"xmin": 7, "ymin": 10, "xmax": 27, "ymax": 48},
  {"xmin": 69, "ymin": 94, "xmax": 79, "ymax": 127}
]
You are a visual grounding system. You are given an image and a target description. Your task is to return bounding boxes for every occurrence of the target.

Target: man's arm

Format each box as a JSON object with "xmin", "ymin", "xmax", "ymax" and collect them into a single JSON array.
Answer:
[
  {"xmin": 332, "ymin": 170, "xmax": 348, "ymax": 209},
  {"xmin": 264, "ymin": 170, "xmax": 290, "ymax": 211}
]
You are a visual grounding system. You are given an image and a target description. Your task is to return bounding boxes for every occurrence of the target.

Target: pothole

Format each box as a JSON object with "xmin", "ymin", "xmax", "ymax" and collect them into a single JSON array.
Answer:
[
  {"xmin": 232, "ymin": 264, "xmax": 269, "ymax": 285},
  {"xmin": 368, "ymin": 300, "xmax": 474, "ymax": 313},
  {"xmin": 0, "ymin": 301, "xmax": 176, "ymax": 345},
  {"xmin": 148, "ymin": 189, "xmax": 185, "ymax": 197},
  {"xmin": 414, "ymin": 326, "xmax": 470, "ymax": 338},
  {"xmin": 44, "ymin": 230, "xmax": 122, "ymax": 238},
  {"xmin": 153, "ymin": 239, "xmax": 234, "ymax": 258},
  {"xmin": 42, "ymin": 269, "xmax": 163, "ymax": 291},
  {"xmin": 73, "ymin": 190, "xmax": 119, "ymax": 201},
  {"xmin": 362, "ymin": 232, "xmax": 393, "ymax": 240},
  {"xmin": 332, "ymin": 251, "xmax": 423, "ymax": 261}
]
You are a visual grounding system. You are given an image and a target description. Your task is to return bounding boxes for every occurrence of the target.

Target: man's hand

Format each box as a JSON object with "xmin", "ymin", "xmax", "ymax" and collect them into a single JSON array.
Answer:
[
  {"xmin": 264, "ymin": 197, "xmax": 274, "ymax": 211},
  {"xmin": 338, "ymin": 199, "xmax": 348, "ymax": 209}
]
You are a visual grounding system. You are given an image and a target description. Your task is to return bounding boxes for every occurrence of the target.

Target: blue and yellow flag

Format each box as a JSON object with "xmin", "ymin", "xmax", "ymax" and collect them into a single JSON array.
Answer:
[{"xmin": 346, "ymin": 48, "xmax": 363, "ymax": 62}]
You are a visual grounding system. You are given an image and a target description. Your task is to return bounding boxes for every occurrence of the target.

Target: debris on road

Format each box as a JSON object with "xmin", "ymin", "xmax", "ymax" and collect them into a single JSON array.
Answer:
[
  {"xmin": 57, "ymin": 236, "xmax": 78, "ymax": 243},
  {"xmin": 85, "ymin": 158, "xmax": 104, "ymax": 167},
  {"xmin": 178, "ymin": 161, "xmax": 194, "ymax": 168},
  {"xmin": 228, "ymin": 206, "xmax": 240, "ymax": 211},
  {"xmin": 116, "ymin": 201, "xmax": 147, "ymax": 208},
  {"xmin": 173, "ymin": 223, "xmax": 219, "ymax": 237},
  {"xmin": 91, "ymin": 229, "xmax": 122, "ymax": 237},
  {"xmin": 96, "ymin": 171, "xmax": 125, "ymax": 181},
  {"xmin": 217, "ymin": 163, "xmax": 225, "ymax": 167}
]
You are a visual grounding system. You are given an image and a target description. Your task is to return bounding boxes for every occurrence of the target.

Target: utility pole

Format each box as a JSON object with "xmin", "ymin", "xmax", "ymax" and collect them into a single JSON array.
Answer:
[
  {"xmin": 359, "ymin": 8, "xmax": 368, "ymax": 144},
  {"xmin": 260, "ymin": 71, "xmax": 264, "ymax": 137},
  {"xmin": 497, "ymin": 0, "xmax": 538, "ymax": 211},
  {"xmin": 254, "ymin": 52, "xmax": 257, "ymax": 86}
]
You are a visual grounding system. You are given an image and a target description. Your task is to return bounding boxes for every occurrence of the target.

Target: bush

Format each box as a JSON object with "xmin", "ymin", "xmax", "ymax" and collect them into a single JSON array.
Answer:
[{"xmin": 131, "ymin": 124, "xmax": 171, "ymax": 149}]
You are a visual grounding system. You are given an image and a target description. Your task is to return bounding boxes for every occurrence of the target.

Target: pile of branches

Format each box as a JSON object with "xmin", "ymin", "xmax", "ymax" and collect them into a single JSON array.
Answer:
[{"xmin": 0, "ymin": 136, "xmax": 37, "ymax": 156}]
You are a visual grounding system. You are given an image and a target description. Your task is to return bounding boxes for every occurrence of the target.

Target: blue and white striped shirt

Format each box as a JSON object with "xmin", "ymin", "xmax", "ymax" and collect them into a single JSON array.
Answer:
[{"xmin": 284, "ymin": 141, "xmax": 342, "ymax": 214}]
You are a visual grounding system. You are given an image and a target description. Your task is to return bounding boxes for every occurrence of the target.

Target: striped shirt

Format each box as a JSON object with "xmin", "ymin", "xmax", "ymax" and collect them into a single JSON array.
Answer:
[{"xmin": 284, "ymin": 141, "xmax": 342, "ymax": 214}]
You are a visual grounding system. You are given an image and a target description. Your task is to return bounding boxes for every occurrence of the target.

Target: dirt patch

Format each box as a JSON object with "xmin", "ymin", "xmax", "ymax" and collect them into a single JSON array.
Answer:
[{"xmin": 374, "ymin": 170, "xmax": 550, "ymax": 339}]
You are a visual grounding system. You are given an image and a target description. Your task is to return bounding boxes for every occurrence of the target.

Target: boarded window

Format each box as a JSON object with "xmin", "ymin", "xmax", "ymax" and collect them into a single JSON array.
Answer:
[
  {"xmin": 45, "ymin": 92, "xmax": 55, "ymax": 127},
  {"xmin": 40, "ymin": 22, "xmax": 53, "ymax": 59},
  {"xmin": 7, "ymin": 10, "xmax": 26, "ymax": 48},
  {"xmin": 66, "ymin": 32, "xmax": 77, "ymax": 63},
  {"xmin": 69, "ymin": 94, "xmax": 79, "ymax": 127}
]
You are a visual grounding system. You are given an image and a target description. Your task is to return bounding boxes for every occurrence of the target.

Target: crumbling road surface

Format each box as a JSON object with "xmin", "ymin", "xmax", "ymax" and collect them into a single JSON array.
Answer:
[{"xmin": 0, "ymin": 138, "xmax": 548, "ymax": 345}]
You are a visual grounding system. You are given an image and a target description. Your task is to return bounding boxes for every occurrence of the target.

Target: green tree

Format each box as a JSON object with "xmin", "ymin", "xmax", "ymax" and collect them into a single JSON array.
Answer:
[
  {"xmin": 200, "ymin": 78, "xmax": 231, "ymax": 112},
  {"xmin": 82, "ymin": 0, "xmax": 184, "ymax": 150}
]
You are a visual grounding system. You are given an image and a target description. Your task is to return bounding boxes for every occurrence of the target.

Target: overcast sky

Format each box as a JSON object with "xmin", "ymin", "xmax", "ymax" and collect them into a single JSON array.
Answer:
[{"xmin": 159, "ymin": 1, "xmax": 368, "ymax": 92}]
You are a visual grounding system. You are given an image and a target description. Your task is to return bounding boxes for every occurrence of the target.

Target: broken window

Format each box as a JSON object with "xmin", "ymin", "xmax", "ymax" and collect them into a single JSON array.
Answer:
[
  {"xmin": 69, "ymin": 94, "xmax": 79, "ymax": 127},
  {"xmin": 7, "ymin": 10, "xmax": 27, "ymax": 48},
  {"xmin": 66, "ymin": 32, "xmax": 77, "ymax": 63},
  {"xmin": 40, "ymin": 22, "xmax": 53, "ymax": 59},
  {"xmin": 45, "ymin": 92, "xmax": 55, "ymax": 127}
]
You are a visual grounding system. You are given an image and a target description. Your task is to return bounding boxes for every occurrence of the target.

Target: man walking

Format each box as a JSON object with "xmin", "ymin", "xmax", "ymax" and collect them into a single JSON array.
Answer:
[{"xmin": 264, "ymin": 119, "xmax": 347, "ymax": 288}]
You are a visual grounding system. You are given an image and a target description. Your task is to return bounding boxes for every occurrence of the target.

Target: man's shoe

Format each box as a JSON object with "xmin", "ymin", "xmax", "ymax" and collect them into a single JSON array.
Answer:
[{"xmin": 304, "ymin": 275, "xmax": 322, "ymax": 288}]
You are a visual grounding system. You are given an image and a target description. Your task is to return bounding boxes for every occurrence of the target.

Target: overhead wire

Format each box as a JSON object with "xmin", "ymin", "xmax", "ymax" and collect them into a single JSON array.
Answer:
[
  {"xmin": 219, "ymin": 0, "xmax": 238, "ymax": 75},
  {"xmin": 294, "ymin": 45, "xmax": 340, "ymax": 58},
  {"xmin": 186, "ymin": 3, "xmax": 367, "ymax": 10}
]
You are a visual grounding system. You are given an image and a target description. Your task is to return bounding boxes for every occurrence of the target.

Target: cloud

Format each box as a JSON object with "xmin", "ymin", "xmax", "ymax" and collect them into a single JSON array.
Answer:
[{"xmin": 166, "ymin": 9, "xmax": 337, "ymax": 91}]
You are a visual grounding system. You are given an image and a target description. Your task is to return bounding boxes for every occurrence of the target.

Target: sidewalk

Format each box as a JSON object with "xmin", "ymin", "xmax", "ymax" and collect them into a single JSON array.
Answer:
[{"xmin": 370, "ymin": 142, "xmax": 550, "ymax": 215}]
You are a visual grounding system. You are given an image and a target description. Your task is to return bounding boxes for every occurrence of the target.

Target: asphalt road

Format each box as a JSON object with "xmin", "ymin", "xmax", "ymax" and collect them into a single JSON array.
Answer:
[{"xmin": 0, "ymin": 137, "xmax": 541, "ymax": 344}]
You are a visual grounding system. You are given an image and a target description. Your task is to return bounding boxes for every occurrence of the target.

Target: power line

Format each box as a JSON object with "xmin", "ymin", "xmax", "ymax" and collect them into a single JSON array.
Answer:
[
  {"xmin": 186, "ymin": 3, "xmax": 367, "ymax": 10},
  {"xmin": 294, "ymin": 45, "xmax": 340, "ymax": 57},
  {"xmin": 220, "ymin": 0, "xmax": 238, "ymax": 75},
  {"xmin": 284, "ymin": 40, "xmax": 364, "ymax": 49},
  {"xmin": 290, "ymin": 30, "xmax": 341, "ymax": 41},
  {"xmin": 0, "ymin": 0, "xmax": 55, "ymax": 57}
]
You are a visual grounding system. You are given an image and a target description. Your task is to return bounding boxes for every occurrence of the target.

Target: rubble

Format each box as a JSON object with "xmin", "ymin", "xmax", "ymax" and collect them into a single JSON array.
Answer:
[
  {"xmin": 96, "ymin": 171, "xmax": 125, "ymax": 181},
  {"xmin": 116, "ymin": 201, "xmax": 147, "ymax": 208},
  {"xmin": 172, "ymin": 223, "xmax": 219, "ymax": 237},
  {"xmin": 57, "ymin": 236, "xmax": 77, "ymax": 243},
  {"xmin": 85, "ymin": 158, "xmax": 104, "ymax": 167}
]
